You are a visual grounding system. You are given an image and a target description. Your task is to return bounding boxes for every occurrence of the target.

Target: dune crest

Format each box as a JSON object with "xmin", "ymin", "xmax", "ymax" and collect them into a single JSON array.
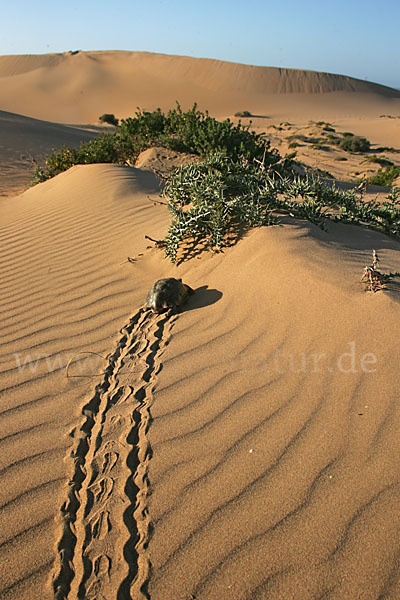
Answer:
[{"xmin": 0, "ymin": 50, "xmax": 399, "ymax": 123}]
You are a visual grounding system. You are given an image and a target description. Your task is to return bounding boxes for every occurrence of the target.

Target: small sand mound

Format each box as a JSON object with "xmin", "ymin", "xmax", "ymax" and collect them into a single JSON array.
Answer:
[{"xmin": 135, "ymin": 146, "xmax": 200, "ymax": 178}]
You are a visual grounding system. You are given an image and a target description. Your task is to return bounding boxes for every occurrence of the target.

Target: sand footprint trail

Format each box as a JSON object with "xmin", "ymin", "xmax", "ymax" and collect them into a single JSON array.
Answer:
[
  {"xmin": 0, "ymin": 163, "xmax": 173, "ymax": 599},
  {"xmin": 52, "ymin": 308, "xmax": 170, "ymax": 600}
]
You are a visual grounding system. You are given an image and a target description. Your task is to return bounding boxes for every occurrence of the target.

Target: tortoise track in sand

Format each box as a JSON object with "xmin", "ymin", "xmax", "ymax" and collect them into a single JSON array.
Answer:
[{"xmin": 51, "ymin": 308, "xmax": 170, "ymax": 600}]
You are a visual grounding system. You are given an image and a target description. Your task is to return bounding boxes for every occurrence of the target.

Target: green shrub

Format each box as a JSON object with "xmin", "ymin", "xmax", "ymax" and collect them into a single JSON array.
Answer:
[
  {"xmin": 375, "ymin": 146, "xmax": 396, "ymax": 153},
  {"xmin": 162, "ymin": 152, "xmax": 400, "ymax": 262},
  {"xmin": 367, "ymin": 165, "xmax": 400, "ymax": 186},
  {"xmin": 311, "ymin": 144, "xmax": 331, "ymax": 151},
  {"xmin": 163, "ymin": 153, "xmax": 279, "ymax": 261},
  {"xmin": 99, "ymin": 113, "xmax": 119, "ymax": 126},
  {"xmin": 288, "ymin": 141, "xmax": 300, "ymax": 148},
  {"xmin": 234, "ymin": 110, "xmax": 252, "ymax": 117},
  {"xmin": 334, "ymin": 156, "xmax": 348, "ymax": 161},
  {"xmin": 364, "ymin": 156, "xmax": 394, "ymax": 167},
  {"xmin": 33, "ymin": 134, "xmax": 120, "ymax": 182},
  {"xmin": 315, "ymin": 121, "xmax": 335, "ymax": 132},
  {"xmin": 33, "ymin": 104, "xmax": 284, "ymax": 183},
  {"xmin": 118, "ymin": 103, "xmax": 273, "ymax": 163},
  {"xmin": 287, "ymin": 135, "xmax": 323, "ymax": 144},
  {"xmin": 338, "ymin": 136, "xmax": 371, "ymax": 153},
  {"xmin": 32, "ymin": 104, "xmax": 400, "ymax": 262}
]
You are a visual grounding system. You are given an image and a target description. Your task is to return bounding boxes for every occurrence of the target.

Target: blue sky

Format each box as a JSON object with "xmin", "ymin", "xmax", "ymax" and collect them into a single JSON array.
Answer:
[{"xmin": 1, "ymin": 0, "xmax": 399, "ymax": 88}]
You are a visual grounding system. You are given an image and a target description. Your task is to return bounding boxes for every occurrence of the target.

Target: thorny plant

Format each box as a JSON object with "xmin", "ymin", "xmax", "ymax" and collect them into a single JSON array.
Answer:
[
  {"xmin": 162, "ymin": 152, "xmax": 400, "ymax": 263},
  {"xmin": 361, "ymin": 250, "xmax": 400, "ymax": 292},
  {"xmin": 32, "ymin": 104, "xmax": 400, "ymax": 265}
]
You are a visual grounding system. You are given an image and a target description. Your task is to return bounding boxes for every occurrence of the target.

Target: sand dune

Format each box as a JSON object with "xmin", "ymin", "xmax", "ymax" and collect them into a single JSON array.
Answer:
[
  {"xmin": 146, "ymin": 224, "xmax": 400, "ymax": 600},
  {"xmin": 0, "ymin": 51, "xmax": 399, "ymax": 123},
  {"xmin": 0, "ymin": 164, "xmax": 171, "ymax": 599},
  {"xmin": 0, "ymin": 110, "xmax": 100, "ymax": 196},
  {"xmin": 1, "ymin": 50, "xmax": 400, "ymax": 600},
  {"xmin": 1, "ymin": 159, "xmax": 400, "ymax": 599}
]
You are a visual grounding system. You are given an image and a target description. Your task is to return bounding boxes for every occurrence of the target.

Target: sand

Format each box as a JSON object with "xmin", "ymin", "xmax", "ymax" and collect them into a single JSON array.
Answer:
[
  {"xmin": 0, "ymin": 51, "xmax": 399, "ymax": 124},
  {"xmin": 0, "ymin": 51, "xmax": 400, "ymax": 600}
]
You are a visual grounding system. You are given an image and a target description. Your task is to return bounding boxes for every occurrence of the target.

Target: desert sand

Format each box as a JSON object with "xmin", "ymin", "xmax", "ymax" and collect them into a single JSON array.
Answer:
[{"xmin": 0, "ymin": 51, "xmax": 400, "ymax": 600}]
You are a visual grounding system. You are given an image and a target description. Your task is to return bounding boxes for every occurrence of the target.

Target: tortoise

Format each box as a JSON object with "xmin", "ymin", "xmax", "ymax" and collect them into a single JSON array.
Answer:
[{"xmin": 144, "ymin": 277, "xmax": 194, "ymax": 315}]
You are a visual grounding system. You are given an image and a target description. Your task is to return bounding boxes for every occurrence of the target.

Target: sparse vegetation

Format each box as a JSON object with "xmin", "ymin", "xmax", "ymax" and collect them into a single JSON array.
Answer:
[
  {"xmin": 375, "ymin": 146, "xmax": 396, "ymax": 153},
  {"xmin": 315, "ymin": 121, "xmax": 336, "ymax": 132},
  {"xmin": 363, "ymin": 155, "xmax": 394, "ymax": 167},
  {"xmin": 33, "ymin": 104, "xmax": 400, "ymax": 264},
  {"xmin": 337, "ymin": 136, "xmax": 371, "ymax": 153},
  {"xmin": 33, "ymin": 104, "xmax": 282, "ymax": 183},
  {"xmin": 162, "ymin": 152, "xmax": 400, "ymax": 262},
  {"xmin": 367, "ymin": 165, "xmax": 400, "ymax": 186},
  {"xmin": 361, "ymin": 250, "xmax": 400, "ymax": 292},
  {"xmin": 99, "ymin": 113, "xmax": 119, "ymax": 126},
  {"xmin": 311, "ymin": 144, "xmax": 331, "ymax": 151},
  {"xmin": 234, "ymin": 110, "xmax": 252, "ymax": 117},
  {"xmin": 287, "ymin": 134, "xmax": 324, "ymax": 144}
]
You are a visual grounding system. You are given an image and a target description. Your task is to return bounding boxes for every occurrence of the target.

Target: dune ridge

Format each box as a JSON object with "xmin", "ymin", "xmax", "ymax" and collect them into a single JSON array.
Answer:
[
  {"xmin": 0, "ymin": 110, "xmax": 100, "ymax": 196},
  {"xmin": 0, "ymin": 51, "xmax": 399, "ymax": 123}
]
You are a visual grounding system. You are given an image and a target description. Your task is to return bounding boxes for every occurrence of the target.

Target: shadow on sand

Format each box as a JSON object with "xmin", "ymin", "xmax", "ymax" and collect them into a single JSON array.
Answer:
[{"xmin": 180, "ymin": 285, "xmax": 222, "ymax": 313}]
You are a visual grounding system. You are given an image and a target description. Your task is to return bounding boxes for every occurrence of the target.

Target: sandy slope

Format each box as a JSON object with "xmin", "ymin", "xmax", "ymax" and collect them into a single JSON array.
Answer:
[
  {"xmin": 1, "ymin": 50, "xmax": 400, "ymax": 600},
  {"xmin": 1, "ymin": 160, "xmax": 400, "ymax": 600},
  {"xmin": 0, "ymin": 164, "xmax": 170, "ymax": 599},
  {"xmin": 146, "ymin": 224, "xmax": 400, "ymax": 600},
  {"xmin": 0, "ymin": 110, "xmax": 100, "ymax": 196},
  {"xmin": 0, "ymin": 51, "xmax": 399, "ymax": 123}
]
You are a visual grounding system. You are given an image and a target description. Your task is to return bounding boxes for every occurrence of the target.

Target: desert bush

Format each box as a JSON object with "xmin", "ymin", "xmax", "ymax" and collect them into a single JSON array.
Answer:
[
  {"xmin": 234, "ymin": 110, "xmax": 252, "ymax": 117},
  {"xmin": 334, "ymin": 156, "xmax": 348, "ymax": 161},
  {"xmin": 338, "ymin": 136, "xmax": 371, "ymax": 153},
  {"xmin": 364, "ymin": 155, "xmax": 394, "ymax": 167},
  {"xmin": 287, "ymin": 135, "xmax": 323, "ymax": 144},
  {"xmin": 162, "ymin": 152, "xmax": 400, "ymax": 262},
  {"xmin": 33, "ymin": 134, "xmax": 120, "ymax": 182},
  {"xmin": 288, "ymin": 141, "xmax": 300, "ymax": 148},
  {"xmin": 34, "ymin": 104, "xmax": 284, "ymax": 183},
  {"xmin": 367, "ymin": 165, "xmax": 400, "ymax": 186},
  {"xmin": 315, "ymin": 121, "xmax": 335, "ymax": 132},
  {"xmin": 117, "ymin": 103, "xmax": 269, "ymax": 161},
  {"xmin": 375, "ymin": 146, "xmax": 396, "ymax": 153},
  {"xmin": 163, "ymin": 153, "xmax": 280, "ymax": 262},
  {"xmin": 311, "ymin": 144, "xmax": 331, "ymax": 151},
  {"xmin": 99, "ymin": 113, "xmax": 119, "ymax": 126},
  {"xmin": 32, "ymin": 104, "xmax": 400, "ymax": 263}
]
